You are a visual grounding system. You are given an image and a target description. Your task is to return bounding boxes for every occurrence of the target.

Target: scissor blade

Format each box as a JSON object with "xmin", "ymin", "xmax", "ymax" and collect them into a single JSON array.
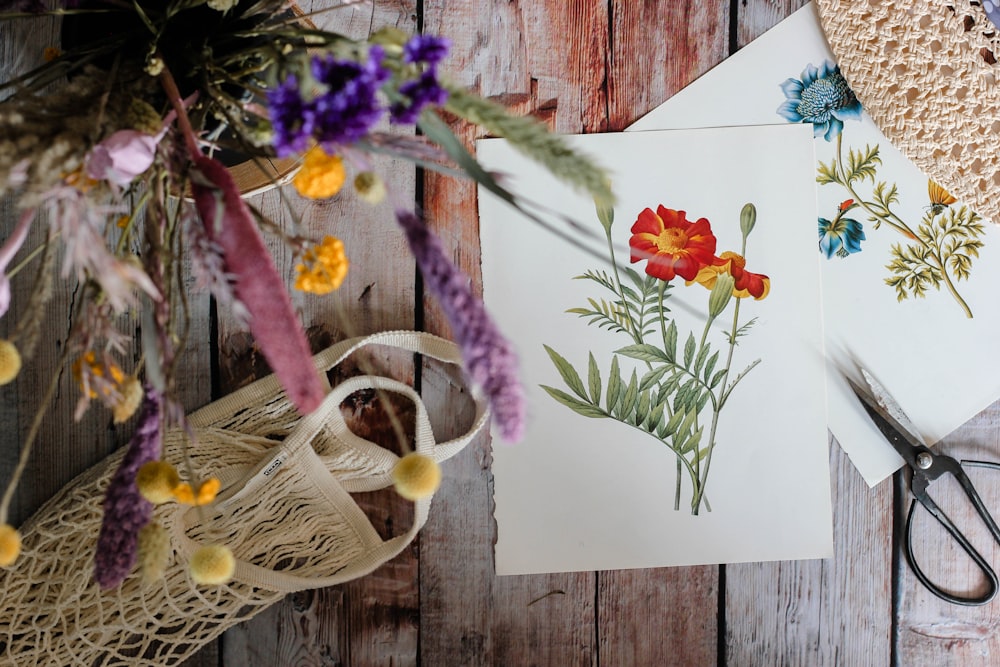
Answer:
[{"xmin": 845, "ymin": 376, "xmax": 926, "ymax": 469}]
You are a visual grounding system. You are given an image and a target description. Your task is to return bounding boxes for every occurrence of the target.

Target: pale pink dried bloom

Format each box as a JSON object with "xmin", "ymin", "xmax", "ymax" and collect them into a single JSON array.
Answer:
[
  {"xmin": 0, "ymin": 208, "xmax": 34, "ymax": 319},
  {"xmin": 39, "ymin": 183, "xmax": 159, "ymax": 311}
]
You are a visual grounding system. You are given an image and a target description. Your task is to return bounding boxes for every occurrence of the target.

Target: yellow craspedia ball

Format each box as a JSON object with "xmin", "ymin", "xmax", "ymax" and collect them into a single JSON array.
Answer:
[
  {"xmin": 0, "ymin": 523, "xmax": 22, "ymax": 567},
  {"xmin": 136, "ymin": 461, "xmax": 181, "ymax": 504},
  {"xmin": 0, "ymin": 339, "xmax": 22, "ymax": 386},
  {"xmin": 293, "ymin": 148, "xmax": 346, "ymax": 199},
  {"xmin": 190, "ymin": 545, "xmax": 235, "ymax": 585},
  {"xmin": 392, "ymin": 452, "xmax": 441, "ymax": 501}
]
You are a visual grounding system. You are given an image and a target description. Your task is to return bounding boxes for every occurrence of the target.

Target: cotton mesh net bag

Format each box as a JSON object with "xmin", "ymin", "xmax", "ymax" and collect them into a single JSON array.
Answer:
[
  {"xmin": 815, "ymin": 0, "xmax": 1000, "ymax": 224},
  {"xmin": 0, "ymin": 330, "xmax": 488, "ymax": 666}
]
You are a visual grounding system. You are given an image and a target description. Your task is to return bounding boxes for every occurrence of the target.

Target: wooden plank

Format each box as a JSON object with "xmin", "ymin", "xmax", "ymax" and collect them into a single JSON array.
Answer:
[
  {"xmin": 736, "ymin": 0, "xmax": 810, "ymax": 49},
  {"xmin": 216, "ymin": 1, "xmax": 421, "ymax": 664},
  {"xmin": 608, "ymin": 0, "xmax": 731, "ymax": 130},
  {"xmin": 418, "ymin": 2, "xmax": 607, "ymax": 665},
  {"xmin": 895, "ymin": 405, "xmax": 1000, "ymax": 664}
]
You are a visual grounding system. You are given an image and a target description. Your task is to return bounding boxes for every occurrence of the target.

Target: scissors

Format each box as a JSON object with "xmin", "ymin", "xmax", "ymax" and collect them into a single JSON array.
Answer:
[{"xmin": 849, "ymin": 371, "xmax": 1000, "ymax": 606}]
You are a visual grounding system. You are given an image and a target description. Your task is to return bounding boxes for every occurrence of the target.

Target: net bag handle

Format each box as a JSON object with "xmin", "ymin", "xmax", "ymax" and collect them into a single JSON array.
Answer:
[{"xmin": 176, "ymin": 330, "xmax": 490, "ymax": 593}]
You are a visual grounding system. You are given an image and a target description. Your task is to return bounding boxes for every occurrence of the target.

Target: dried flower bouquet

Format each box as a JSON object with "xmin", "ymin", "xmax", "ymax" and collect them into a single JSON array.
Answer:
[{"xmin": 0, "ymin": 0, "xmax": 612, "ymax": 587}]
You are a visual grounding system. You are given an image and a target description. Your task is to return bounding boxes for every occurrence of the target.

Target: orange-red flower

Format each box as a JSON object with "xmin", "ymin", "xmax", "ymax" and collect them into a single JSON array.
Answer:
[
  {"xmin": 629, "ymin": 206, "xmax": 718, "ymax": 281},
  {"xmin": 691, "ymin": 251, "xmax": 770, "ymax": 300}
]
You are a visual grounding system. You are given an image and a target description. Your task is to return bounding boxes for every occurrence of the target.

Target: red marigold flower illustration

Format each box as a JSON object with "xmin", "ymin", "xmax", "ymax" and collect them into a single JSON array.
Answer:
[
  {"xmin": 691, "ymin": 251, "xmax": 770, "ymax": 300},
  {"xmin": 629, "ymin": 206, "xmax": 718, "ymax": 281}
]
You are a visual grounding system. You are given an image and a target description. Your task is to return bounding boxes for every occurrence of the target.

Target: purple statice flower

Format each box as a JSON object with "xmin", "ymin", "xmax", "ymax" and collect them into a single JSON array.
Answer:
[
  {"xmin": 94, "ymin": 386, "xmax": 162, "ymax": 589},
  {"xmin": 267, "ymin": 74, "xmax": 310, "ymax": 156},
  {"xmin": 305, "ymin": 46, "xmax": 391, "ymax": 148},
  {"xmin": 403, "ymin": 35, "xmax": 450, "ymax": 66},
  {"xmin": 391, "ymin": 69, "xmax": 449, "ymax": 124},
  {"xmin": 394, "ymin": 210, "xmax": 525, "ymax": 441}
]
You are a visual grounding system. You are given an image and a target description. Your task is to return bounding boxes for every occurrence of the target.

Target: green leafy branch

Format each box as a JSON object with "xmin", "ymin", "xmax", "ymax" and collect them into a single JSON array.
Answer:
[
  {"xmin": 885, "ymin": 205, "xmax": 984, "ymax": 311},
  {"xmin": 568, "ymin": 267, "xmax": 665, "ymax": 342}
]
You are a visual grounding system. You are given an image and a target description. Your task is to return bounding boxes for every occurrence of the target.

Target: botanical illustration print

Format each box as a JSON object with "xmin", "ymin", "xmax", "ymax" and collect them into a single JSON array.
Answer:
[
  {"xmin": 540, "ymin": 201, "xmax": 768, "ymax": 515},
  {"xmin": 778, "ymin": 60, "xmax": 986, "ymax": 318}
]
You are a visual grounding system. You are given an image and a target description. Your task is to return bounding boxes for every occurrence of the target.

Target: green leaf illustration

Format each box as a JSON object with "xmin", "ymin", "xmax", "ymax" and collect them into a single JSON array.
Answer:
[
  {"xmin": 664, "ymin": 320, "xmax": 678, "ymax": 363},
  {"xmin": 693, "ymin": 342, "xmax": 710, "ymax": 376},
  {"xmin": 634, "ymin": 388, "xmax": 651, "ymax": 427},
  {"xmin": 618, "ymin": 369, "xmax": 639, "ymax": 421},
  {"xmin": 543, "ymin": 345, "xmax": 588, "ymax": 399},
  {"xmin": 606, "ymin": 355, "xmax": 622, "ymax": 414},
  {"xmin": 702, "ymin": 350, "xmax": 719, "ymax": 383},
  {"xmin": 587, "ymin": 352, "xmax": 602, "ymax": 404},
  {"xmin": 639, "ymin": 365, "xmax": 670, "ymax": 392},
  {"xmin": 645, "ymin": 401, "xmax": 666, "ymax": 432},
  {"xmin": 683, "ymin": 333, "xmax": 696, "ymax": 368},
  {"xmin": 816, "ymin": 157, "xmax": 840, "ymax": 186},
  {"xmin": 885, "ymin": 242, "xmax": 941, "ymax": 301},
  {"xmin": 540, "ymin": 385, "xmax": 608, "ymax": 419},
  {"xmin": 843, "ymin": 144, "xmax": 881, "ymax": 185},
  {"xmin": 616, "ymin": 343, "xmax": 670, "ymax": 364}
]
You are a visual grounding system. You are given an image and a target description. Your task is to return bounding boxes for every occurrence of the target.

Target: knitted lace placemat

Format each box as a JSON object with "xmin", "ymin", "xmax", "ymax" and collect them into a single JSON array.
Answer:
[{"xmin": 815, "ymin": 0, "xmax": 1000, "ymax": 223}]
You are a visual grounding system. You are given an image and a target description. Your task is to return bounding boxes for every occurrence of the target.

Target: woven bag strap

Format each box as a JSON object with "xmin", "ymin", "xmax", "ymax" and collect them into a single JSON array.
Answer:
[{"xmin": 178, "ymin": 330, "xmax": 489, "ymax": 593}]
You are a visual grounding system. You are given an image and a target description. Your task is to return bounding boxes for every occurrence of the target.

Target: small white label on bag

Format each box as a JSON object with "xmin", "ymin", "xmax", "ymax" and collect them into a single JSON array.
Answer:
[{"xmin": 262, "ymin": 455, "xmax": 286, "ymax": 478}]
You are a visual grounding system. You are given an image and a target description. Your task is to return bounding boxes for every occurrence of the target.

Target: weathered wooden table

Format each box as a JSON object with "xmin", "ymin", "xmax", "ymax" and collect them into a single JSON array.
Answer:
[{"xmin": 4, "ymin": 0, "xmax": 1000, "ymax": 664}]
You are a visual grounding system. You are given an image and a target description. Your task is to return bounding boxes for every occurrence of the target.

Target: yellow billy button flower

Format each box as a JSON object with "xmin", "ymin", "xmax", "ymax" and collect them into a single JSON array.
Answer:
[
  {"xmin": 189, "ymin": 544, "xmax": 235, "ymax": 585},
  {"xmin": 0, "ymin": 339, "xmax": 22, "ymax": 386},
  {"xmin": 354, "ymin": 171, "xmax": 386, "ymax": 204},
  {"xmin": 172, "ymin": 477, "xmax": 221, "ymax": 506},
  {"xmin": 392, "ymin": 452, "xmax": 442, "ymax": 501},
  {"xmin": 136, "ymin": 461, "xmax": 181, "ymax": 504},
  {"xmin": 137, "ymin": 522, "xmax": 170, "ymax": 582},
  {"xmin": 113, "ymin": 375, "xmax": 144, "ymax": 423},
  {"xmin": 293, "ymin": 148, "xmax": 346, "ymax": 199},
  {"xmin": 295, "ymin": 236, "xmax": 349, "ymax": 295},
  {"xmin": 0, "ymin": 524, "xmax": 21, "ymax": 567}
]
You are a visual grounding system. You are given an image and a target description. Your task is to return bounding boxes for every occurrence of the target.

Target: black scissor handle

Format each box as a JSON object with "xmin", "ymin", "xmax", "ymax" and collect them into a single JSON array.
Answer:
[{"xmin": 904, "ymin": 460, "xmax": 1000, "ymax": 606}]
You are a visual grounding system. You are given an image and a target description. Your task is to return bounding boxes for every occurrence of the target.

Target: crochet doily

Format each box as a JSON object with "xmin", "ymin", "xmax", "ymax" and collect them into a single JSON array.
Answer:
[{"xmin": 816, "ymin": 0, "xmax": 1000, "ymax": 223}]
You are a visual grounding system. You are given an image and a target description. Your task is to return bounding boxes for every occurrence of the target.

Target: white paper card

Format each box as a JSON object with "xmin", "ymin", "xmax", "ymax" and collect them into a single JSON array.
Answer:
[
  {"xmin": 629, "ymin": 3, "xmax": 1000, "ymax": 486},
  {"xmin": 479, "ymin": 124, "xmax": 833, "ymax": 575}
]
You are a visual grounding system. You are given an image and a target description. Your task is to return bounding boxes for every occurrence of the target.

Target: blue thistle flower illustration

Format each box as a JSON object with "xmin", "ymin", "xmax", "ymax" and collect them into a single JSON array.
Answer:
[{"xmin": 778, "ymin": 60, "xmax": 862, "ymax": 141}]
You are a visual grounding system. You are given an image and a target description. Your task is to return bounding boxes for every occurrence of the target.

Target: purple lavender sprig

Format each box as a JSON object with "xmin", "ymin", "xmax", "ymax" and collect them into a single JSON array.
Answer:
[
  {"xmin": 394, "ymin": 210, "xmax": 525, "ymax": 441},
  {"xmin": 94, "ymin": 386, "xmax": 162, "ymax": 589}
]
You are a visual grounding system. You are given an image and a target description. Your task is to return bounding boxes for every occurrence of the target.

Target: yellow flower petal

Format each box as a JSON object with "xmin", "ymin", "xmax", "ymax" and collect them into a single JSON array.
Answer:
[
  {"xmin": 0, "ymin": 524, "xmax": 22, "ymax": 567},
  {"xmin": 294, "ymin": 235, "xmax": 349, "ymax": 295},
  {"xmin": 172, "ymin": 477, "xmax": 221, "ymax": 506},
  {"xmin": 293, "ymin": 148, "xmax": 346, "ymax": 199},
  {"xmin": 392, "ymin": 452, "xmax": 441, "ymax": 501},
  {"xmin": 0, "ymin": 339, "xmax": 22, "ymax": 386}
]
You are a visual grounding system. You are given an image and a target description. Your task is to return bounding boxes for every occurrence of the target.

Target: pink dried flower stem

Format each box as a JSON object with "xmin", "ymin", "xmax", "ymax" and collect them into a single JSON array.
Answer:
[
  {"xmin": 159, "ymin": 65, "xmax": 325, "ymax": 414},
  {"xmin": 394, "ymin": 209, "xmax": 525, "ymax": 441}
]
